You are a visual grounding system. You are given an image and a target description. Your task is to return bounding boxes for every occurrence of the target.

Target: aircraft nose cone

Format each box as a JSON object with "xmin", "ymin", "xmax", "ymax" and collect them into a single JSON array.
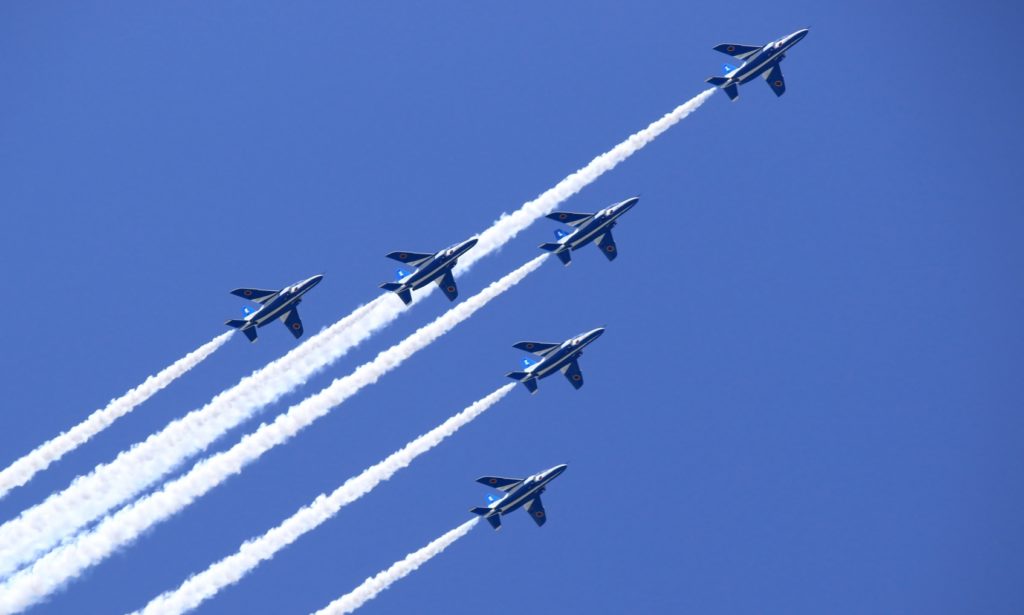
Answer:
[
  {"xmin": 549, "ymin": 464, "xmax": 568, "ymax": 477},
  {"xmin": 461, "ymin": 237, "xmax": 479, "ymax": 251},
  {"xmin": 586, "ymin": 327, "xmax": 606, "ymax": 341},
  {"xmin": 618, "ymin": 196, "xmax": 640, "ymax": 212},
  {"xmin": 793, "ymin": 28, "xmax": 809, "ymax": 42},
  {"xmin": 308, "ymin": 274, "xmax": 324, "ymax": 287}
]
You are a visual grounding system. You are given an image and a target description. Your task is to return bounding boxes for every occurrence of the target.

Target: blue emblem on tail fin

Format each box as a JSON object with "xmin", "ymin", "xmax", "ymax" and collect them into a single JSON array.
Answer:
[
  {"xmin": 486, "ymin": 494, "xmax": 499, "ymax": 504},
  {"xmin": 521, "ymin": 357, "xmax": 537, "ymax": 368},
  {"xmin": 395, "ymin": 269, "xmax": 411, "ymax": 280},
  {"xmin": 242, "ymin": 306, "xmax": 254, "ymax": 316},
  {"xmin": 554, "ymin": 228, "xmax": 570, "ymax": 240},
  {"xmin": 723, "ymin": 63, "xmax": 737, "ymax": 73}
]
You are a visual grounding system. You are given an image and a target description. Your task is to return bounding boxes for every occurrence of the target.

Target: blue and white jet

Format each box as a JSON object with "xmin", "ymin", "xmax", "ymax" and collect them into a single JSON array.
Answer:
[
  {"xmin": 506, "ymin": 327, "xmax": 605, "ymax": 394},
  {"xmin": 225, "ymin": 274, "xmax": 324, "ymax": 343},
  {"xmin": 470, "ymin": 464, "xmax": 568, "ymax": 530},
  {"xmin": 540, "ymin": 196, "xmax": 639, "ymax": 266},
  {"xmin": 705, "ymin": 28, "xmax": 809, "ymax": 101},
  {"xmin": 379, "ymin": 237, "xmax": 478, "ymax": 305}
]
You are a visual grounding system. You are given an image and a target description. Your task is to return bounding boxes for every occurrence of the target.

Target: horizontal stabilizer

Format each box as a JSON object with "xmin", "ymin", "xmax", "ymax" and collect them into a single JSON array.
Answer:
[
  {"xmin": 469, "ymin": 507, "xmax": 502, "ymax": 530},
  {"xmin": 230, "ymin": 288, "xmax": 278, "ymax": 303},
  {"xmin": 705, "ymin": 76, "xmax": 729, "ymax": 87},
  {"xmin": 723, "ymin": 84, "xmax": 739, "ymax": 101},
  {"xmin": 225, "ymin": 320, "xmax": 258, "ymax": 343},
  {"xmin": 506, "ymin": 371, "xmax": 539, "ymax": 394},
  {"xmin": 539, "ymin": 242, "xmax": 561, "ymax": 252},
  {"xmin": 380, "ymin": 282, "xmax": 413, "ymax": 305}
]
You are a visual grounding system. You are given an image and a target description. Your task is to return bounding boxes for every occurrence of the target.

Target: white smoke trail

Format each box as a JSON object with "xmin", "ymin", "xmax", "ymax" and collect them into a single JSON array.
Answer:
[
  {"xmin": 136, "ymin": 386, "xmax": 511, "ymax": 615},
  {"xmin": 0, "ymin": 87, "xmax": 714, "ymax": 582},
  {"xmin": 0, "ymin": 259, "xmax": 542, "ymax": 613},
  {"xmin": 312, "ymin": 519, "xmax": 479, "ymax": 615},
  {"xmin": 458, "ymin": 88, "xmax": 716, "ymax": 271},
  {"xmin": 0, "ymin": 332, "xmax": 233, "ymax": 501},
  {"xmin": 0, "ymin": 296, "xmax": 389, "ymax": 579}
]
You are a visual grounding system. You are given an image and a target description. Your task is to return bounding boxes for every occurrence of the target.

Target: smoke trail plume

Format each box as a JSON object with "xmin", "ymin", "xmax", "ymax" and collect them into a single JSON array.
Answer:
[
  {"xmin": 0, "ymin": 297, "xmax": 387, "ymax": 579},
  {"xmin": 0, "ymin": 87, "xmax": 713, "ymax": 584},
  {"xmin": 0, "ymin": 332, "xmax": 233, "ymax": 501},
  {"xmin": 0, "ymin": 257, "xmax": 540, "ymax": 612},
  {"xmin": 313, "ymin": 519, "xmax": 479, "ymax": 615},
  {"xmin": 459, "ymin": 88, "xmax": 716, "ymax": 271},
  {"xmin": 136, "ymin": 386, "xmax": 511, "ymax": 615}
]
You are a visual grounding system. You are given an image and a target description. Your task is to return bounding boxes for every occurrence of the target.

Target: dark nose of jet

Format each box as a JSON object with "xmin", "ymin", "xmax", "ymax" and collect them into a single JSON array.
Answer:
[
  {"xmin": 459, "ymin": 237, "xmax": 479, "ymax": 253},
  {"xmin": 792, "ymin": 28, "xmax": 809, "ymax": 43},
  {"xmin": 305, "ymin": 274, "xmax": 324, "ymax": 289},
  {"xmin": 548, "ymin": 464, "xmax": 568, "ymax": 478},
  {"xmin": 583, "ymin": 327, "xmax": 605, "ymax": 343}
]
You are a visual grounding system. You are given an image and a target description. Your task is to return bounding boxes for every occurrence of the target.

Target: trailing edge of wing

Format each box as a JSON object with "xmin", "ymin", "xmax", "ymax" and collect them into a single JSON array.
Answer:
[
  {"xmin": 513, "ymin": 341, "xmax": 560, "ymax": 356},
  {"xmin": 282, "ymin": 308, "xmax": 304, "ymax": 339},
  {"xmin": 230, "ymin": 288, "xmax": 278, "ymax": 304},
  {"xmin": 713, "ymin": 43, "xmax": 761, "ymax": 60},
  {"xmin": 595, "ymin": 231, "xmax": 618, "ymax": 261},
  {"xmin": 546, "ymin": 211, "xmax": 594, "ymax": 228},
  {"xmin": 764, "ymin": 63, "xmax": 786, "ymax": 97},
  {"xmin": 437, "ymin": 269, "xmax": 459, "ymax": 301},
  {"xmin": 476, "ymin": 476, "xmax": 524, "ymax": 492},
  {"xmin": 562, "ymin": 359, "xmax": 584, "ymax": 389},
  {"xmin": 385, "ymin": 251, "xmax": 434, "ymax": 267},
  {"xmin": 525, "ymin": 496, "xmax": 547, "ymax": 527}
]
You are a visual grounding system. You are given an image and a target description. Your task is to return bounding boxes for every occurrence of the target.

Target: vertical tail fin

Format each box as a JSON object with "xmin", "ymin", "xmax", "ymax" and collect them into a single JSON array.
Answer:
[{"xmin": 380, "ymin": 282, "xmax": 413, "ymax": 305}]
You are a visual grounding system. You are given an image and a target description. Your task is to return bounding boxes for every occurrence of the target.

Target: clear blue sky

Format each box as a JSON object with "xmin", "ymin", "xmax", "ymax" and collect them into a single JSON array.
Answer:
[{"xmin": 2, "ymin": 2, "xmax": 1022, "ymax": 613}]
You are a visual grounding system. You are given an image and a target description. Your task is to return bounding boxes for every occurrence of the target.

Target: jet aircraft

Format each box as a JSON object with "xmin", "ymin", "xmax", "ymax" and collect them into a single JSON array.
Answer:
[
  {"xmin": 506, "ymin": 327, "xmax": 604, "ymax": 394},
  {"xmin": 540, "ymin": 196, "xmax": 639, "ymax": 266},
  {"xmin": 225, "ymin": 274, "xmax": 324, "ymax": 343},
  {"xmin": 705, "ymin": 28, "xmax": 809, "ymax": 101},
  {"xmin": 379, "ymin": 237, "xmax": 478, "ymax": 305},
  {"xmin": 470, "ymin": 464, "xmax": 568, "ymax": 530}
]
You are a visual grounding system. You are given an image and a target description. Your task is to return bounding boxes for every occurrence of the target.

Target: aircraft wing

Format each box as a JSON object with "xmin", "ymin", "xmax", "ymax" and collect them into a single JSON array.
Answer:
[
  {"xmin": 282, "ymin": 308, "xmax": 304, "ymax": 339},
  {"xmin": 476, "ymin": 476, "xmax": 523, "ymax": 492},
  {"xmin": 524, "ymin": 496, "xmax": 547, "ymax": 527},
  {"xmin": 230, "ymin": 288, "xmax": 278, "ymax": 304},
  {"xmin": 713, "ymin": 43, "xmax": 761, "ymax": 60},
  {"xmin": 764, "ymin": 63, "xmax": 786, "ymax": 97},
  {"xmin": 385, "ymin": 251, "xmax": 435, "ymax": 267},
  {"xmin": 546, "ymin": 211, "xmax": 594, "ymax": 228},
  {"xmin": 595, "ymin": 230, "xmax": 618, "ymax": 261},
  {"xmin": 513, "ymin": 341, "xmax": 560, "ymax": 357},
  {"xmin": 562, "ymin": 359, "xmax": 585, "ymax": 389},
  {"xmin": 437, "ymin": 269, "xmax": 459, "ymax": 301}
]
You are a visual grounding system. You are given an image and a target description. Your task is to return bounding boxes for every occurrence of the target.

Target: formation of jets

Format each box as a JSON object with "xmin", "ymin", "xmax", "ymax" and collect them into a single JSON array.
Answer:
[{"xmin": 220, "ymin": 29, "xmax": 807, "ymax": 535}]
